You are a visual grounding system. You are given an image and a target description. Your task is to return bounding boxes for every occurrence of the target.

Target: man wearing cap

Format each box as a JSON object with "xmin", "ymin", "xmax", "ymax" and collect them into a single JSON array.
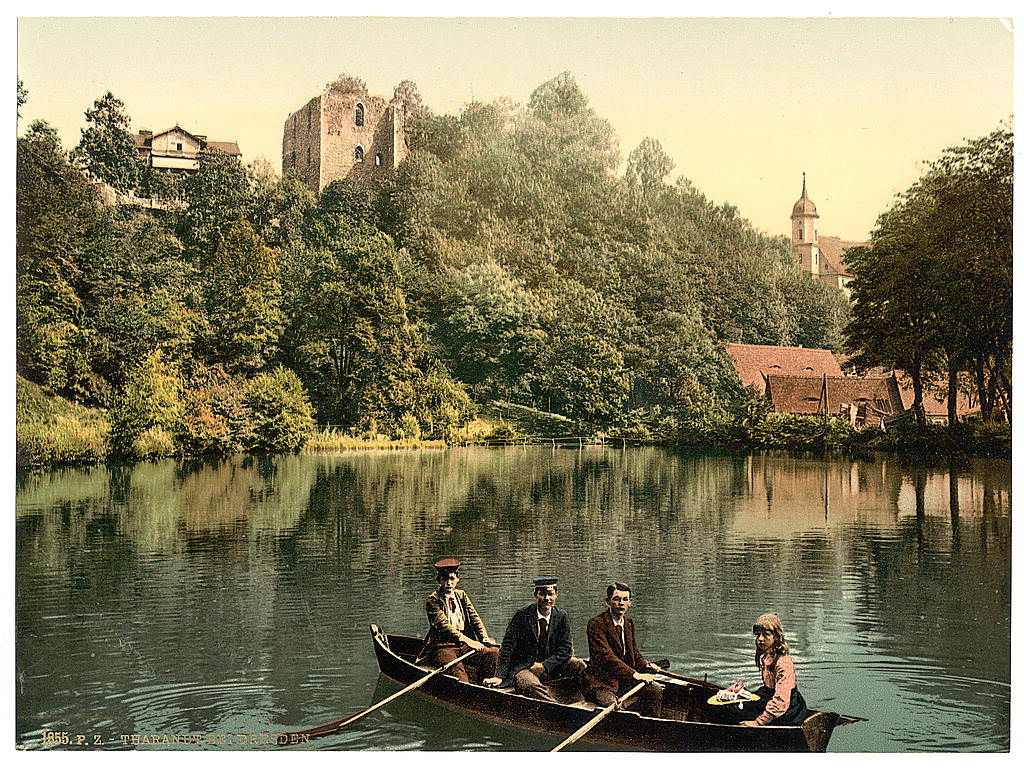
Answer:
[
  {"xmin": 482, "ymin": 577, "xmax": 585, "ymax": 701},
  {"xmin": 416, "ymin": 558, "xmax": 499, "ymax": 684},
  {"xmin": 582, "ymin": 581, "xmax": 664, "ymax": 717}
]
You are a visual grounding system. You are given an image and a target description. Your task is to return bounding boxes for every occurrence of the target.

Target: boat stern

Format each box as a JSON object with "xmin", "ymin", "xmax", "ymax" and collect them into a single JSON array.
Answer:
[{"xmin": 801, "ymin": 711, "xmax": 841, "ymax": 752}]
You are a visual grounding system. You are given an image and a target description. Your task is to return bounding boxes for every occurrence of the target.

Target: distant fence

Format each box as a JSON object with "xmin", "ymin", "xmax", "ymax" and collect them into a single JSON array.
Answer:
[{"xmin": 473, "ymin": 435, "xmax": 646, "ymax": 448}]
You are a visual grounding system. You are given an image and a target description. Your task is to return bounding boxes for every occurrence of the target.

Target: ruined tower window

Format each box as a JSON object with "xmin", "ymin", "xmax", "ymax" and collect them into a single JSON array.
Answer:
[
  {"xmin": 307, "ymin": 147, "xmax": 311, "ymax": 165},
  {"xmin": 355, "ymin": 146, "xmax": 364, "ymax": 163},
  {"xmin": 374, "ymin": 153, "xmax": 383, "ymax": 166},
  {"xmin": 176, "ymin": 143, "xmax": 183, "ymax": 151},
  {"xmin": 355, "ymin": 103, "xmax": 365, "ymax": 127},
  {"xmin": 291, "ymin": 151, "xmax": 296, "ymax": 167}
]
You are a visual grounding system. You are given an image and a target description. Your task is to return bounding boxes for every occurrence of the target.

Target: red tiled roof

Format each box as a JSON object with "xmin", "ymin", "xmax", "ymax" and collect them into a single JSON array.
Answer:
[
  {"xmin": 724, "ymin": 343, "xmax": 843, "ymax": 394},
  {"xmin": 132, "ymin": 126, "xmax": 241, "ymax": 157},
  {"xmin": 204, "ymin": 140, "xmax": 241, "ymax": 156},
  {"xmin": 763, "ymin": 374, "xmax": 826, "ymax": 415},
  {"xmin": 818, "ymin": 236, "xmax": 870, "ymax": 278},
  {"xmin": 765, "ymin": 374, "xmax": 905, "ymax": 427},
  {"xmin": 893, "ymin": 371, "xmax": 979, "ymax": 417}
]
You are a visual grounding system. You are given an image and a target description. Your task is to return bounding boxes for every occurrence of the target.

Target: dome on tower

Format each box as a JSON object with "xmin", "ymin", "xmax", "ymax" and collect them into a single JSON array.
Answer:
[{"xmin": 791, "ymin": 175, "xmax": 818, "ymax": 218}]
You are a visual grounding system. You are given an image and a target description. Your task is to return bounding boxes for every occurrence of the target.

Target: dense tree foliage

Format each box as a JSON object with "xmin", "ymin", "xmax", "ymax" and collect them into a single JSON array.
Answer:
[
  {"xmin": 73, "ymin": 92, "xmax": 140, "ymax": 193},
  {"xmin": 18, "ymin": 77, "xmax": 864, "ymax": 457},
  {"xmin": 845, "ymin": 126, "xmax": 1012, "ymax": 424}
]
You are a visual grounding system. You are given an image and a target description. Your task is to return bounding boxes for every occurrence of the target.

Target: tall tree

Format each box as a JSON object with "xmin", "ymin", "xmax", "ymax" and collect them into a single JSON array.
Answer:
[
  {"xmin": 281, "ymin": 213, "xmax": 422, "ymax": 430},
  {"xmin": 432, "ymin": 259, "xmax": 546, "ymax": 400},
  {"xmin": 73, "ymin": 92, "xmax": 140, "ymax": 193},
  {"xmin": 17, "ymin": 121, "xmax": 101, "ymax": 398},
  {"xmin": 79, "ymin": 209, "xmax": 200, "ymax": 392},
  {"xmin": 924, "ymin": 128, "xmax": 1012, "ymax": 422},
  {"xmin": 205, "ymin": 221, "xmax": 285, "ymax": 374},
  {"xmin": 626, "ymin": 137, "xmax": 675, "ymax": 203},
  {"xmin": 179, "ymin": 150, "xmax": 255, "ymax": 265},
  {"xmin": 845, "ymin": 126, "xmax": 1012, "ymax": 424}
]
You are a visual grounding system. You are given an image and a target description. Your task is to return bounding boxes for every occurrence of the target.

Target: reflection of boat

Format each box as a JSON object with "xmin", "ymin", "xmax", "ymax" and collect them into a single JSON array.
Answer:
[{"xmin": 370, "ymin": 625, "xmax": 847, "ymax": 752}]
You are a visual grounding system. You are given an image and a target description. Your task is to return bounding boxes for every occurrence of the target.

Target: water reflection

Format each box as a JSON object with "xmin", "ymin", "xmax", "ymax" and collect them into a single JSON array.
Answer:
[{"xmin": 16, "ymin": 447, "xmax": 1010, "ymax": 751}]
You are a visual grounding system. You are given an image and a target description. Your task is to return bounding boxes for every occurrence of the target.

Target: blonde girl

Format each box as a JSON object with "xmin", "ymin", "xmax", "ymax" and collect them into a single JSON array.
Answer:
[{"xmin": 734, "ymin": 613, "xmax": 809, "ymax": 727}]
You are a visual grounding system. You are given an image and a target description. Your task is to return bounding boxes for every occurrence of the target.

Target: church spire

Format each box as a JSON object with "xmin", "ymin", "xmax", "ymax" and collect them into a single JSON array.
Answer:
[{"xmin": 791, "ymin": 173, "xmax": 820, "ymax": 276}]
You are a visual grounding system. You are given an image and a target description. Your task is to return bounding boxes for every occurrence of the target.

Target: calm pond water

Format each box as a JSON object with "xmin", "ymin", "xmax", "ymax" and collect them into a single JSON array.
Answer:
[{"xmin": 15, "ymin": 446, "xmax": 1010, "ymax": 752}]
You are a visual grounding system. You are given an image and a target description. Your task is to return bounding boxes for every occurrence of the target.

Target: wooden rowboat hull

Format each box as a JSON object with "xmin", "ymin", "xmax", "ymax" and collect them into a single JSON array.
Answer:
[{"xmin": 369, "ymin": 625, "xmax": 841, "ymax": 752}]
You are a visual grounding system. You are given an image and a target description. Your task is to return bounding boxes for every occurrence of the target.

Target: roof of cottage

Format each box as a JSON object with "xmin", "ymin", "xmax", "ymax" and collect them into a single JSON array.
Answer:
[
  {"xmin": 724, "ymin": 343, "xmax": 843, "ymax": 393},
  {"xmin": 765, "ymin": 374, "xmax": 905, "ymax": 424}
]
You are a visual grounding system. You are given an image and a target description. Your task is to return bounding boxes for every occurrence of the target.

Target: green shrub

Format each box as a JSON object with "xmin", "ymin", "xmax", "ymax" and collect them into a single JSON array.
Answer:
[
  {"xmin": 108, "ymin": 351, "xmax": 184, "ymax": 458},
  {"xmin": 177, "ymin": 366, "xmax": 253, "ymax": 455},
  {"xmin": 968, "ymin": 422, "xmax": 1011, "ymax": 456},
  {"xmin": 413, "ymin": 362, "xmax": 475, "ymax": 439},
  {"xmin": 244, "ymin": 366, "xmax": 315, "ymax": 452},
  {"xmin": 131, "ymin": 426, "xmax": 176, "ymax": 460},
  {"xmin": 486, "ymin": 420, "xmax": 519, "ymax": 439},
  {"xmin": 395, "ymin": 412, "xmax": 422, "ymax": 440}
]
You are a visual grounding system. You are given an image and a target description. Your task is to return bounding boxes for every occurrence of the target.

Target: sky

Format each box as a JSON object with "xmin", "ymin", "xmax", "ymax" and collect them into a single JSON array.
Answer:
[{"xmin": 14, "ymin": 11, "xmax": 1016, "ymax": 242}]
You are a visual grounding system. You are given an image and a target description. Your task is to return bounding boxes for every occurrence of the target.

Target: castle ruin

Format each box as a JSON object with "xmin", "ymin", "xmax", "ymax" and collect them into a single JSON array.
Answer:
[{"xmin": 282, "ymin": 76, "xmax": 413, "ymax": 191}]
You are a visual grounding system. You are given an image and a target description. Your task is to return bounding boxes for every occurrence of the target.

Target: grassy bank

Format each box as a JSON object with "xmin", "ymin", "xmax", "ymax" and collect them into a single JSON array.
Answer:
[
  {"xmin": 16, "ymin": 377, "xmax": 1009, "ymax": 467},
  {"xmin": 16, "ymin": 376, "xmax": 111, "ymax": 466},
  {"xmin": 15, "ymin": 376, "xmax": 512, "ymax": 467},
  {"xmin": 303, "ymin": 427, "xmax": 447, "ymax": 452}
]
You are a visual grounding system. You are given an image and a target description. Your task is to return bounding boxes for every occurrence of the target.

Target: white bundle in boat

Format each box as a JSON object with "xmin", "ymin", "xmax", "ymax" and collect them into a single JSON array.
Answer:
[{"xmin": 714, "ymin": 687, "xmax": 755, "ymax": 704}]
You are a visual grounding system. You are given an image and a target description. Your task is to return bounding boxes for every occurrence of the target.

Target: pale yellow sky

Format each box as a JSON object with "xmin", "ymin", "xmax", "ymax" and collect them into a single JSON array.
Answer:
[{"xmin": 16, "ymin": 13, "xmax": 1015, "ymax": 241}]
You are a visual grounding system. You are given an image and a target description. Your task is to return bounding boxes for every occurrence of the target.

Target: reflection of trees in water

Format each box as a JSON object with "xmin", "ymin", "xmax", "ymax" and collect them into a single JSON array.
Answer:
[
  {"xmin": 15, "ymin": 449, "xmax": 1011, "ymax": 745},
  {"xmin": 833, "ymin": 460, "xmax": 1010, "ymax": 715},
  {"xmin": 15, "ymin": 454, "xmax": 326, "ymax": 739}
]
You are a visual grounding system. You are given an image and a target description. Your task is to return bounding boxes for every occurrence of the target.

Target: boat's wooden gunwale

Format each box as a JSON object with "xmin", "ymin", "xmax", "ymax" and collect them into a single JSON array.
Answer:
[{"xmin": 370, "ymin": 626, "xmax": 839, "ymax": 752}]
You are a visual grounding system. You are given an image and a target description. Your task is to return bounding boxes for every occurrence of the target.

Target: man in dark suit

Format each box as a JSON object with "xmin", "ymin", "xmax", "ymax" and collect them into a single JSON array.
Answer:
[
  {"xmin": 416, "ymin": 558, "xmax": 498, "ymax": 684},
  {"xmin": 583, "ymin": 581, "xmax": 664, "ymax": 717},
  {"xmin": 483, "ymin": 577, "xmax": 585, "ymax": 701}
]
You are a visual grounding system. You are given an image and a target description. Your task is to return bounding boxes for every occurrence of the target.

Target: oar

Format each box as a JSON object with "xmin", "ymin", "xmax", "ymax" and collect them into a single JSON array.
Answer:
[
  {"xmin": 550, "ymin": 680, "xmax": 648, "ymax": 753},
  {"xmin": 652, "ymin": 669, "xmax": 868, "ymax": 725},
  {"xmin": 653, "ymin": 669, "xmax": 715, "ymax": 687},
  {"xmin": 277, "ymin": 647, "xmax": 480, "ymax": 745},
  {"xmin": 835, "ymin": 713, "xmax": 869, "ymax": 725},
  {"xmin": 276, "ymin": 709, "xmax": 363, "ymax": 745}
]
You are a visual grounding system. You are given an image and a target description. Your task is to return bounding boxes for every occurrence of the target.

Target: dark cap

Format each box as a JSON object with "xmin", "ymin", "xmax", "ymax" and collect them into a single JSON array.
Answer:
[
  {"xmin": 434, "ymin": 558, "xmax": 461, "ymax": 572},
  {"xmin": 533, "ymin": 576, "xmax": 558, "ymax": 588}
]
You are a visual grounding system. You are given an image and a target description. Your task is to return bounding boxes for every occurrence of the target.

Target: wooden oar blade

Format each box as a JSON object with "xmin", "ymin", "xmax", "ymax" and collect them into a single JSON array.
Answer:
[
  {"xmin": 550, "ymin": 680, "xmax": 648, "ymax": 752},
  {"xmin": 837, "ymin": 713, "xmax": 868, "ymax": 725},
  {"xmin": 275, "ymin": 711, "xmax": 362, "ymax": 745},
  {"xmin": 278, "ymin": 645, "xmax": 479, "ymax": 746}
]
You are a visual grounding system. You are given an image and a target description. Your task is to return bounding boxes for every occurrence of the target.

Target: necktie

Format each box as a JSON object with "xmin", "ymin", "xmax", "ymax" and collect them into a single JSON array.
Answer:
[
  {"xmin": 448, "ymin": 597, "xmax": 456, "ymax": 613},
  {"xmin": 537, "ymin": 617, "xmax": 549, "ymax": 662}
]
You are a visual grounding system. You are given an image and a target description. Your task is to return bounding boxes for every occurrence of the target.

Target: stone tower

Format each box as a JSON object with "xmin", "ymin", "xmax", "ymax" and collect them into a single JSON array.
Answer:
[
  {"xmin": 282, "ymin": 78, "xmax": 411, "ymax": 192},
  {"xmin": 791, "ymin": 173, "xmax": 820, "ymax": 276}
]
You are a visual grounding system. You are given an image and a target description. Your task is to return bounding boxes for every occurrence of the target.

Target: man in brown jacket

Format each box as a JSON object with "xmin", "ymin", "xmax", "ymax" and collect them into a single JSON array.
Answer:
[
  {"xmin": 416, "ymin": 558, "xmax": 498, "ymax": 684},
  {"xmin": 583, "ymin": 581, "xmax": 664, "ymax": 717}
]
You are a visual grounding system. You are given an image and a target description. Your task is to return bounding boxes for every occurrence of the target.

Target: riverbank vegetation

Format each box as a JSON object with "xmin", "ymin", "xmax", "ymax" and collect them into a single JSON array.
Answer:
[{"xmin": 16, "ymin": 76, "xmax": 1011, "ymax": 466}]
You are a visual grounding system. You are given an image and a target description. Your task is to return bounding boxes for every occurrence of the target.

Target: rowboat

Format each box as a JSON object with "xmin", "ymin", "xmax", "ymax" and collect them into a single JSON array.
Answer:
[{"xmin": 369, "ymin": 624, "xmax": 853, "ymax": 752}]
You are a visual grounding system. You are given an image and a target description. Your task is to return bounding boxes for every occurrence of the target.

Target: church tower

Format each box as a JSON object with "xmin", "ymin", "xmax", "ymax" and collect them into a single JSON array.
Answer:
[{"xmin": 791, "ymin": 173, "xmax": 820, "ymax": 276}]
